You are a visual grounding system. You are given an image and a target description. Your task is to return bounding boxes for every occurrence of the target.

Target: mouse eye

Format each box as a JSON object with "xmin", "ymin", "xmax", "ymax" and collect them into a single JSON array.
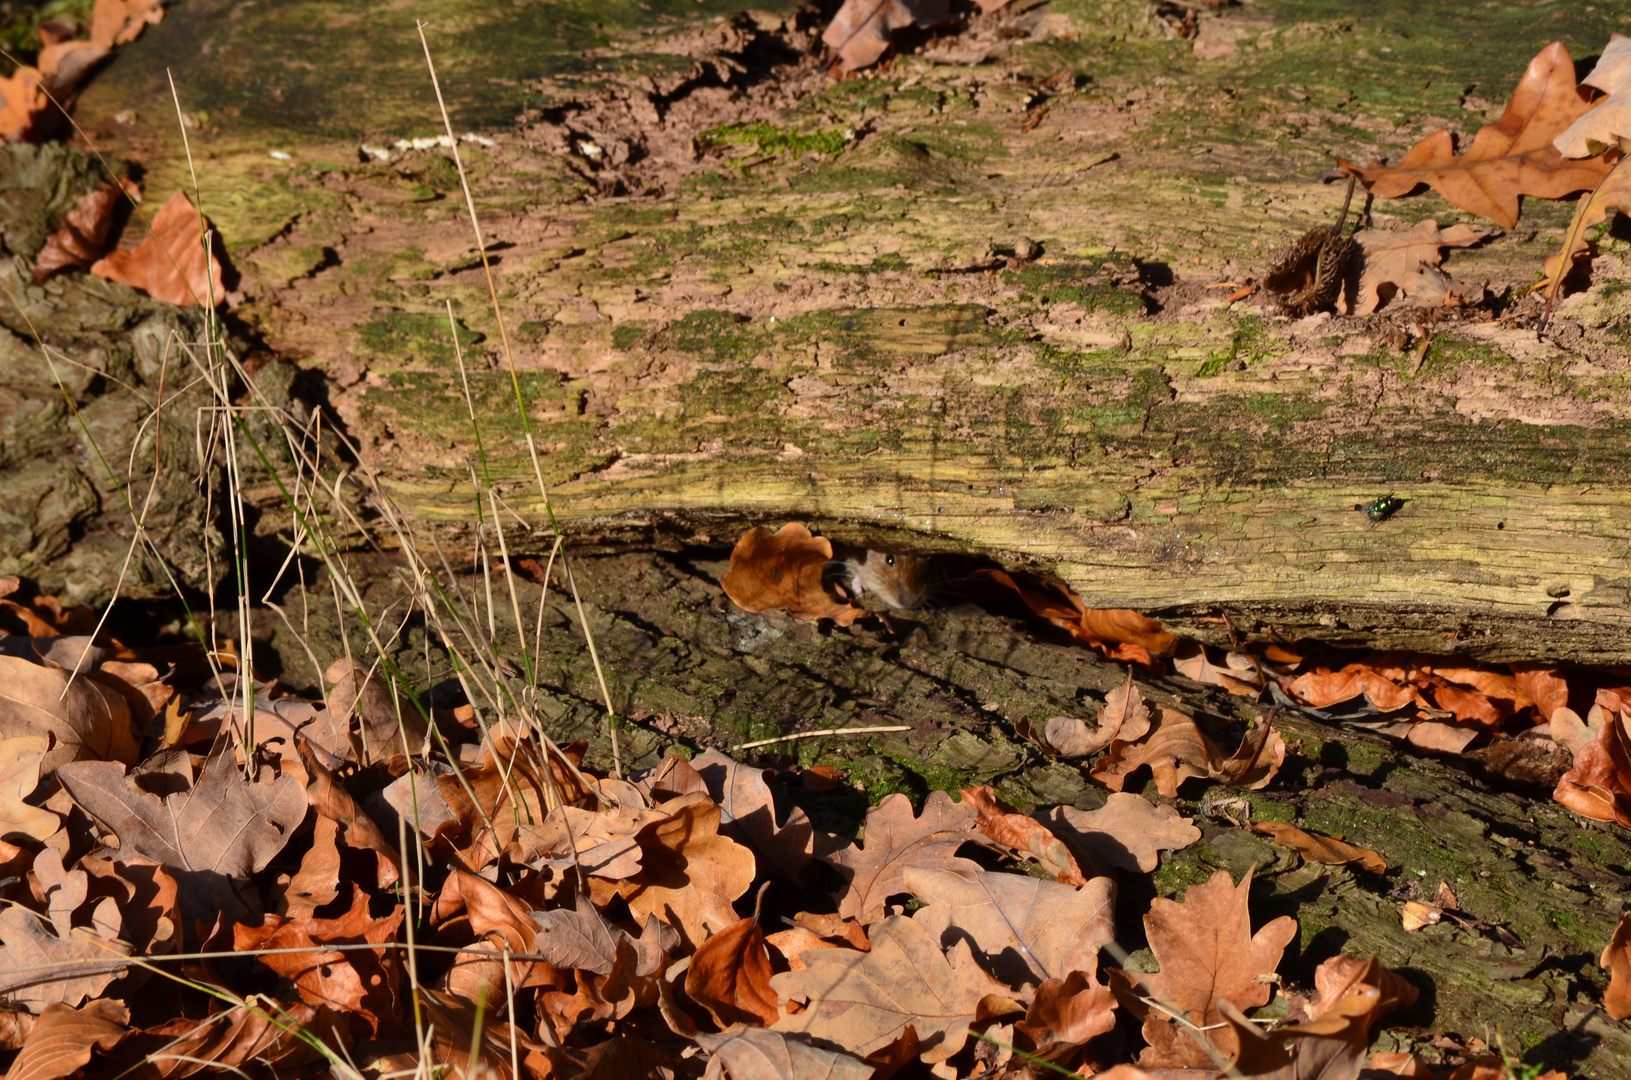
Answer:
[{"xmin": 885, "ymin": 554, "xmax": 896, "ymax": 568}]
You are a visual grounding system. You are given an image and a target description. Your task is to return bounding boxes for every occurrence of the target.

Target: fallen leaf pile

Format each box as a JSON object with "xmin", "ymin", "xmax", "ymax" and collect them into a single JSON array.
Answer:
[
  {"xmin": 2, "ymin": 572, "xmax": 1516, "ymax": 1080},
  {"xmin": 0, "ymin": 0, "xmax": 165, "ymax": 142}
]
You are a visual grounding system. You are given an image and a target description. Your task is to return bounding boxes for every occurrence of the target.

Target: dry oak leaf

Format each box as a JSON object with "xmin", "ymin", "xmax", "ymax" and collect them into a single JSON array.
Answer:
[
  {"xmin": 959, "ymin": 786, "xmax": 1085, "ymax": 885},
  {"xmin": 233, "ymin": 887, "xmax": 405, "ymax": 1037},
  {"xmin": 905, "ymin": 865, "xmax": 1115, "ymax": 987},
  {"xmin": 693, "ymin": 748, "xmax": 815, "ymax": 882},
  {"xmin": 621, "ymin": 790, "xmax": 757, "ymax": 950},
  {"xmin": 1350, "ymin": 221, "xmax": 1494, "ymax": 315},
  {"xmin": 1093, "ymin": 709, "xmax": 1283, "ymax": 798},
  {"xmin": 0, "ymin": 66, "xmax": 47, "ymax": 143},
  {"xmin": 1017, "ymin": 968, "xmax": 1118, "ymax": 1051},
  {"xmin": 0, "ymin": 654, "xmax": 140, "ymax": 771},
  {"xmin": 972, "ymin": 569, "xmax": 1176, "ymax": 663},
  {"xmin": 721, "ymin": 524, "xmax": 866, "ymax": 626},
  {"xmin": 113, "ymin": 1001, "xmax": 349, "ymax": 1080},
  {"xmin": 771, "ymin": 914, "xmax": 1015, "ymax": 1064},
  {"xmin": 696, "ymin": 1025, "xmax": 872, "ymax": 1080},
  {"xmin": 436, "ymin": 869, "xmax": 557, "ymax": 1005},
  {"xmin": 3, "ymin": 999, "xmax": 127, "ymax": 1080},
  {"xmin": 1554, "ymin": 34, "xmax": 1631, "ymax": 158},
  {"xmin": 1111, "ymin": 867, "xmax": 1298, "ymax": 1069},
  {"xmin": 1286, "ymin": 659, "xmax": 1430, "ymax": 714},
  {"xmin": 324, "ymin": 657, "xmax": 429, "ymax": 765},
  {"xmin": 1219, "ymin": 983, "xmax": 1378, "ymax": 1080},
  {"xmin": 1603, "ymin": 910, "xmax": 1631, "ymax": 1021},
  {"xmin": 91, "ymin": 191, "xmax": 225, "ymax": 308},
  {"xmin": 1340, "ymin": 42, "xmax": 1612, "ymax": 228},
  {"xmin": 31, "ymin": 179, "xmax": 137, "ymax": 285},
  {"xmin": 56, "ymin": 745, "xmax": 306, "ymax": 920},
  {"xmin": 686, "ymin": 916, "xmax": 782, "ymax": 1028},
  {"xmin": 1042, "ymin": 791, "xmax": 1202, "ymax": 874},
  {"xmin": 0, "ymin": 735, "xmax": 61, "ymax": 844},
  {"xmin": 297, "ymin": 736, "xmax": 401, "ymax": 889},
  {"xmin": 90, "ymin": 0, "xmax": 165, "ymax": 49},
  {"xmin": 1248, "ymin": 821, "xmax": 1387, "ymax": 874},
  {"xmin": 822, "ymin": 0, "xmax": 950, "ymax": 75},
  {"xmin": 817, "ymin": 789, "xmax": 978, "ymax": 924},
  {"xmin": 0, "ymin": 905, "xmax": 130, "ymax": 1009},
  {"xmin": 1552, "ymin": 709, "xmax": 1631, "ymax": 828}
]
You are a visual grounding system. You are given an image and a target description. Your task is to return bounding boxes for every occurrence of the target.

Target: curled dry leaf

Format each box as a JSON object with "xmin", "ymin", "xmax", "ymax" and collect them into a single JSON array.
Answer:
[
  {"xmin": 1553, "ymin": 34, "xmax": 1631, "ymax": 158},
  {"xmin": 1350, "ymin": 221, "xmax": 1494, "ymax": 315},
  {"xmin": 972, "ymin": 569, "xmax": 1176, "ymax": 663},
  {"xmin": 1603, "ymin": 911, "xmax": 1631, "ymax": 1022},
  {"xmin": 31, "ymin": 179, "xmax": 137, "ymax": 284},
  {"xmin": 906, "ymin": 865, "xmax": 1114, "ymax": 987},
  {"xmin": 695, "ymin": 1025, "xmax": 873, "ymax": 1080},
  {"xmin": 91, "ymin": 0, "xmax": 166, "ymax": 49},
  {"xmin": 91, "ymin": 191, "xmax": 226, "ymax": 308},
  {"xmin": 1248, "ymin": 821, "xmax": 1387, "ymax": 874},
  {"xmin": 1552, "ymin": 709, "xmax": 1631, "ymax": 827},
  {"xmin": 1042, "ymin": 791, "xmax": 1202, "ymax": 874},
  {"xmin": 0, "ymin": 735, "xmax": 61, "ymax": 843},
  {"xmin": 771, "ymin": 915, "xmax": 1015, "ymax": 1065},
  {"xmin": 1308, "ymin": 955, "xmax": 1418, "ymax": 1022},
  {"xmin": 1093, "ymin": 708, "xmax": 1283, "ymax": 798},
  {"xmin": 720, "ymin": 524, "xmax": 866, "ymax": 626},
  {"xmin": 685, "ymin": 916, "xmax": 781, "ymax": 1028},
  {"xmin": 818, "ymin": 789, "xmax": 977, "ymax": 924},
  {"xmin": 1220, "ymin": 982, "xmax": 1378, "ymax": 1080},
  {"xmin": 1512, "ymin": 666, "xmax": 1570, "ymax": 724},
  {"xmin": 1340, "ymin": 42, "xmax": 1612, "ymax": 228},
  {"xmin": 959, "ymin": 786, "xmax": 1085, "ymax": 884},
  {"xmin": 822, "ymin": 0, "xmax": 951, "ymax": 75},
  {"xmin": 4, "ymin": 999, "xmax": 128, "ymax": 1080},
  {"xmin": 1401, "ymin": 900, "xmax": 1442, "ymax": 932},
  {"xmin": 0, "ymin": 653, "xmax": 140, "ymax": 771},
  {"xmin": 1173, "ymin": 641, "xmax": 1263, "ymax": 697},
  {"xmin": 1110, "ymin": 867, "xmax": 1298, "ymax": 1069},
  {"xmin": 1017, "ymin": 969, "xmax": 1117, "ymax": 1051}
]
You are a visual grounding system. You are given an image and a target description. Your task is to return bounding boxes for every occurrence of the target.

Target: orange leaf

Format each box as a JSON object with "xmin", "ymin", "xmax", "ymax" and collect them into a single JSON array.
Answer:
[
  {"xmin": 959, "ymin": 786, "xmax": 1086, "ymax": 885},
  {"xmin": 1340, "ymin": 42, "xmax": 1613, "ymax": 228},
  {"xmin": 686, "ymin": 916, "xmax": 782, "ymax": 1027},
  {"xmin": 1248, "ymin": 821, "xmax": 1387, "ymax": 874},
  {"xmin": 1602, "ymin": 911, "xmax": 1631, "ymax": 1021},
  {"xmin": 91, "ymin": 191, "xmax": 225, "ymax": 308},
  {"xmin": 0, "ymin": 66, "xmax": 48, "ymax": 143},
  {"xmin": 972, "ymin": 568, "xmax": 1176, "ymax": 661},
  {"xmin": 90, "ymin": 0, "xmax": 165, "ymax": 49},
  {"xmin": 1553, "ymin": 711, "xmax": 1631, "ymax": 827},
  {"xmin": 720, "ymin": 524, "xmax": 866, "ymax": 626}
]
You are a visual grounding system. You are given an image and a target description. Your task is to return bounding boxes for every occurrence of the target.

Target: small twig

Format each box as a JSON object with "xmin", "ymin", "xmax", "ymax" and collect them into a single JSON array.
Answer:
[{"xmin": 735, "ymin": 725, "xmax": 910, "ymax": 751}]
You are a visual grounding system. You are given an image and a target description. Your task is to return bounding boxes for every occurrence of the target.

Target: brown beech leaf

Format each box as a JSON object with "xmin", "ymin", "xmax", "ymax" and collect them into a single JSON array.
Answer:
[
  {"xmin": 1340, "ymin": 42, "xmax": 1612, "ymax": 228},
  {"xmin": 972, "ymin": 569, "xmax": 1176, "ymax": 663},
  {"xmin": 959, "ymin": 786, "xmax": 1085, "ymax": 884},
  {"xmin": 771, "ymin": 915, "xmax": 1014, "ymax": 1064},
  {"xmin": 56, "ymin": 744, "xmax": 306, "ymax": 924},
  {"xmin": 0, "ymin": 735, "xmax": 60, "ymax": 843},
  {"xmin": 818, "ymin": 790, "xmax": 978, "ymax": 924},
  {"xmin": 1042, "ymin": 791, "xmax": 1202, "ymax": 874},
  {"xmin": 233, "ymin": 887, "xmax": 405, "ymax": 1037},
  {"xmin": 822, "ymin": 0, "xmax": 950, "ymax": 75},
  {"xmin": 1287, "ymin": 658, "xmax": 1429, "ymax": 713},
  {"xmin": 1111, "ymin": 867, "xmax": 1298, "ymax": 1068},
  {"xmin": 621, "ymin": 791, "xmax": 757, "ymax": 949},
  {"xmin": 0, "ymin": 66, "xmax": 47, "ymax": 142},
  {"xmin": 696, "ymin": 1025, "xmax": 873, "ymax": 1080},
  {"xmin": 31, "ymin": 179, "xmax": 137, "ymax": 284},
  {"xmin": 693, "ymin": 748, "xmax": 814, "ymax": 882},
  {"xmin": 905, "ymin": 866, "xmax": 1114, "ymax": 987},
  {"xmin": 1512, "ymin": 666, "xmax": 1570, "ymax": 723},
  {"xmin": 4, "ymin": 999, "xmax": 127, "ymax": 1080},
  {"xmin": 1173, "ymin": 642, "xmax": 1264, "ymax": 697},
  {"xmin": 91, "ymin": 191, "xmax": 225, "ymax": 308},
  {"xmin": 1017, "ymin": 969, "xmax": 1118, "ymax": 1051},
  {"xmin": 1248, "ymin": 822, "xmax": 1387, "ymax": 874},
  {"xmin": 297, "ymin": 736, "xmax": 401, "ymax": 888},
  {"xmin": 1603, "ymin": 911, "xmax": 1631, "ymax": 1021},
  {"xmin": 720, "ymin": 524, "xmax": 866, "ymax": 626},
  {"xmin": 1553, "ymin": 34, "xmax": 1631, "ymax": 157},
  {"xmin": 1552, "ymin": 711, "xmax": 1631, "ymax": 827},
  {"xmin": 1350, "ymin": 221, "xmax": 1494, "ymax": 315},
  {"xmin": 0, "ymin": 654, "xmax": 140, "ymax": 770},
  {"xmin": 686, "ymin": 916, "xmax": 781, "ymax": 1028},
  {"xmin": 0, "ymin": 905, "xmax": 130, "ymax": 1009}
]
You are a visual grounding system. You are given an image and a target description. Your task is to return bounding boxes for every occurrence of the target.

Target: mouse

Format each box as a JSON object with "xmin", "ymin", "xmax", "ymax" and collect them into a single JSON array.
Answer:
[{"xmin": 829, "ymin": 547, "xmax": 935, "ymax": 610}]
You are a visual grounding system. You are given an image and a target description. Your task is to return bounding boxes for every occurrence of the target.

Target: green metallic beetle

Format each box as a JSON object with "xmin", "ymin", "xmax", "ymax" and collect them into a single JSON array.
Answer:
[{"xmin": 1355, "ymin": 494, "xmax": 1404, "ymax": 523}]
